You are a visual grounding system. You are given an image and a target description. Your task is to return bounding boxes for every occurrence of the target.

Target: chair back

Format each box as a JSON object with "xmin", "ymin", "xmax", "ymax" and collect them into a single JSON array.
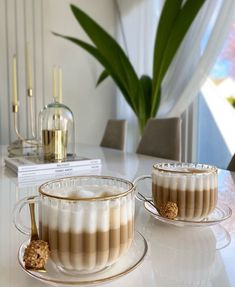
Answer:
[
  {"xmin": 136, "ymin": 117, "xmax": 182, "ymax": 161},
  {"xmin": 227, "ymin": 154, "xmax": 235, "ymax": 171},
  {"xmin": 100, "ymin": 119, "xmax": 127, "ymax": 151}
]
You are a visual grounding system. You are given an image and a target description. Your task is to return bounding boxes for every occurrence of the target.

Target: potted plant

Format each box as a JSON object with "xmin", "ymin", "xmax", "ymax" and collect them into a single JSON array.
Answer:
[{"xmin": 54, "ymin": 0, "xmax": 205, "ymax": 134}]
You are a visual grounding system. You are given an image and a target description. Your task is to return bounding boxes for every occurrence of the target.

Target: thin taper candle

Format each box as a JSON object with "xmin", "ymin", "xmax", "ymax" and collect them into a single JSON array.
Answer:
[
  {"xmin": 53, "ymin": 67, "xmax": 58, "ymax": 101},
  {"xmin": 12, "ymin": 55, "xmax": 18, "ymax": 105},
  {"xmin": 26, "ymin": 43, "xmax": 33, "ymax": 90},
  {"xmin": 58, "ymin": 67, "xmax": 62, "ymax": 103}
]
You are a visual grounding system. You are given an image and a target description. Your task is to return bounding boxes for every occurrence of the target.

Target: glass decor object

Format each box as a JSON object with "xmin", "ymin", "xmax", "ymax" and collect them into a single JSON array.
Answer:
[{"xmin": 38, "ymin": 99, "xmax": 75, "ymax": 161}]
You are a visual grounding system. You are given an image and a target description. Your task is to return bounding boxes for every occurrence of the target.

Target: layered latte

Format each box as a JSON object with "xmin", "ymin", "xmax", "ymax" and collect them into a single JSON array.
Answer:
[
  {"xmin": 39, "ymin": 184, "xmax": 134, "ymax": 273},
  {"xmin": 152, "ymin": 163, "xmax": 218, "ymax": 220}
]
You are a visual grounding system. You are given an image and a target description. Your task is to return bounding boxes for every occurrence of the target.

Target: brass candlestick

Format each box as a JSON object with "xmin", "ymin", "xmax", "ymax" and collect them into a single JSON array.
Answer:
[
  {"xmin": 8, "ymin": 102, "xmax": 39, "ymax": 157},
  {"xmin": 11, "ymin": 103, "xmax": 38, "ymax": 145},
  {"xmin": 28, "ymin": 88, "xmax": 36, "ymax": 138},
  {"xmin": 8, "ymin": 51, "xmax": 39, "ymax": 157},
  {"xmin": 8, "ymin": 59, "xmax": 75, "ymax": 161}
]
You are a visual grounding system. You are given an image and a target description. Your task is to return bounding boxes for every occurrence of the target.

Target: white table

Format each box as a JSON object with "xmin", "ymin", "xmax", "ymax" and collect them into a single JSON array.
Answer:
[{"xmin": 1, "ymin": 144, "xmax": 235, "ymax": 287}]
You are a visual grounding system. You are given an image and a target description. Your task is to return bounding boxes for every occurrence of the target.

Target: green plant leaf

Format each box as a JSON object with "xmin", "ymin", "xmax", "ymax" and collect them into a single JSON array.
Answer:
[
  {"xmin": 158, "ymin": 0, "xmax": 206, "ymax": 83},
  {"xmin": 151, "ymin": 86, "xmax": 162, "ymax": 117},
  {"xmin": 54, "ymin": 2, "xmax": 206, "ymax": 133},
  {"xmin": 139, "ymin": 75, "xmax": 152, "ymax": 120},
  {"xmin": 96, "ymin": 70, "xmax": 109, "ymax": 87},
  {"xmin": 53, "ymin": 33, "xmax": 136, "ymax": 111},
  {"xmin": 151, "ymin": 0, "xmax": 206, "ymax": 116},
  {"xmin": 152, "ymin": 0, "xmax": 183, "ymax": 89},
  {"xmin": 135, "ymin": 75, "xmax": 155, "ymax": 134},
  {"xmin": 70, "ymin": 4, "xmax": 140, "ymax": 113}
]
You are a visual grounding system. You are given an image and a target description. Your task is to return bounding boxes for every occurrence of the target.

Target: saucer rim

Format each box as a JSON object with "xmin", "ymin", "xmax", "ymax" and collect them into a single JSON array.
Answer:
[
  {"xmin": 18, "ymin": 231, "xmax": 148, "ymax": 285},
  {"xmin": 144, "ymin": 201, "xmax": 232, "ymax": 227}
]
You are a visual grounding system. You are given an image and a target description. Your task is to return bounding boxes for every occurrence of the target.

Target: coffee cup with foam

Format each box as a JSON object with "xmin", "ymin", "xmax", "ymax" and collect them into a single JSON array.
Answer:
[
  {"xmin": 134, "ymin": 163, "xmax": 218, "ymax": 221},
  {"xmin": 14, "ymin": 175, "xmax": 135, "ymax": 274}
]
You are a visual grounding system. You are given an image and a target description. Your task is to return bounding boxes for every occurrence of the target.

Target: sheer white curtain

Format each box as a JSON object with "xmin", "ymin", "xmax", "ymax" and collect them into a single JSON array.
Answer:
[
  {"xmin": 116, "ymin": 0, "xmax": 162, "ymax": 151},
  {"xmin": 116, "ymin": 0, "xmax": 235, "ymax": 152},
  {"xmin": 159, "ymin": 0, "xmax": 235, "ymax": 118}
]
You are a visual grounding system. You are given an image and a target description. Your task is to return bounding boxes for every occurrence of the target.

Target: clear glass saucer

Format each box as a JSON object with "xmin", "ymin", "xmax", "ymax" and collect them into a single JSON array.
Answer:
[
  {"xmin": 144, "ymin": 201, "xmax": 232, "ymax": 227},
  {"xmin": 18, "ymin": 231, "xmax": 148, "ymax": 286}
]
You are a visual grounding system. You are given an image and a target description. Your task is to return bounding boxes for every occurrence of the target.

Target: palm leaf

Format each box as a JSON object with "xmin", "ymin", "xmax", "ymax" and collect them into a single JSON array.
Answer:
[
  {"xmin": 53, "ymin": 34, "xmax": 136, "ymax": 111},
  {"xmin": 54, "ymin": 2, "xmax": 206, "ymax": 133},
  {"xmin": 158, "ymin": 0, "xmax": 206, "ymax": 84},
  {"xmin": 70, "ymin": 4, "xmax": 140, "ymax": 113},
  {"xmin": 96, "ymin": 70, "xmax": 109, "ymax": 87},
  {"xmin": 151, "ymin": 0, "xmax": 206, "ymax": 116},
  {"xmin": 152, "ymin": 0, "xmax": 183, "ymax": 89},
  {"xmin": 139, "ymin": 75, "xmax": 152, "ymax": 119}
]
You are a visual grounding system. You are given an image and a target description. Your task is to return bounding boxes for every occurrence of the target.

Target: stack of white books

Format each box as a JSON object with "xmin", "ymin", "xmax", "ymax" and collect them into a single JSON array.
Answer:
[{"xmin": 5, "ymin": 155, "xmax": 102, "ymax": 178}]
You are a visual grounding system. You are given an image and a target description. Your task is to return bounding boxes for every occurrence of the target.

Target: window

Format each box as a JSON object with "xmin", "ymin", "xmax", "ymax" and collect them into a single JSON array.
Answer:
[{"xmin": 197, "ymin": 22, "xmax": 235, "ymax": 169}]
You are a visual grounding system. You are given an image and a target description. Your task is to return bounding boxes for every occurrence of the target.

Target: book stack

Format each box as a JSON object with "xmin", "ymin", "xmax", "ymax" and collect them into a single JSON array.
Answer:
[{"xmin": 5, "ymin": 155, "xmax": 102, "ymax": 179}]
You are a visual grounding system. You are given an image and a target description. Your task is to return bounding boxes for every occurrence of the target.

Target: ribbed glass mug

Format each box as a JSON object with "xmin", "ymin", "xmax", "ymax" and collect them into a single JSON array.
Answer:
[
  {"xmin": 135, "ymin": 163, "xmax": 218, "ymax": 220},
  {"xmin": 14, "ymin": 176, "xmax": 135, "ymax": 274}
]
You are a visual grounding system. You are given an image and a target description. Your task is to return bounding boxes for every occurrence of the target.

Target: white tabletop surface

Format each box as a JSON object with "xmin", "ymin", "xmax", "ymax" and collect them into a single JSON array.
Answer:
[{"xmin": 1, "ymin": 144, "xmax": 235, "ymax": 287}]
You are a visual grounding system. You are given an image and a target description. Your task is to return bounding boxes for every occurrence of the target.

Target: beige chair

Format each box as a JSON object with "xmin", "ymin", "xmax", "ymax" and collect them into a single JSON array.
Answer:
[
  {"xmin": 100, "ymin": 119, "xmax": 127, "ymax": 151},
  {"xmin": 227, "ymin": 154, "xmax": 235, "ymax": 171},
  {"xmin": 136, "ymin": 117, "xmax": 182, "ymax": 161}
]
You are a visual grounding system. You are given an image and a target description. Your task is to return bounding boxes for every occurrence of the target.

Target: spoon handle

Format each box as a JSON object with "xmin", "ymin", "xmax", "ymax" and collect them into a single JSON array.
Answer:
[
  {"xmin": 29, "ymin": 202, "xmax": 39, "ymax": 241},
  {"xmin": 137, "ymin": 192, "xmax": 157, "ymax": 210}
]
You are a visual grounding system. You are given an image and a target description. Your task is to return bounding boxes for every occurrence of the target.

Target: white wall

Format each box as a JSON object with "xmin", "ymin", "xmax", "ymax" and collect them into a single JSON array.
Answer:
[{"xmin": 0, "ymin": 0, "xmax": 117, "ymax": 146}]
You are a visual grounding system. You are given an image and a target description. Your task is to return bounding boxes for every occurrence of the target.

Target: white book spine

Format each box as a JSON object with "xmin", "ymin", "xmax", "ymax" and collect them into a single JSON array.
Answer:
[
  {"xmin": 17, "ymin": 164, "xmax": 101, "ymax": 178},
  {"xmin": 5, "ymin": 157, "xmax": 101, "ymax": 172}
]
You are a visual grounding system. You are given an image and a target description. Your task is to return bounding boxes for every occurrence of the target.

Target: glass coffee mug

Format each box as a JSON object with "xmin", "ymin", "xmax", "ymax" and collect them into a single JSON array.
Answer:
[
  {"xmin": 135, "ymin": 163, "xmax": 218, "ymax": 220},
  {"xmin": 14, "ymin": 176, "xmax": 135, "ymax": 274}
]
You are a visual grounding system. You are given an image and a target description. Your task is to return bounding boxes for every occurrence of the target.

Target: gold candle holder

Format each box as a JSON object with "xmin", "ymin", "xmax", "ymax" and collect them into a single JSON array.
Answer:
[
  {"xmin": 8, "ymin": 103, "xmax": 39, "ymax": 157},
  {"xmin": 37, "ymin": 67, "xmax": 73, "ymax": 162},
  {"xmin": 42, "ymin": 129, "xmax": 68, "ymax": 161},
  {"xmin": 27, "ymin": 88, "xmax": 36, "ymax": 138},
  {"xmin": 9, "ymin": 51, "xmax": 38, "ymax": 157},
  {"xmin": 12, "ymin": 103, "xmax": 25, "ymax": 141},
  {"xmin": 11, "ymin": 103, "xmax": 38, "ymax": 145},
  {"xmin": 39, "ymin": 100, "xmax": 75, "ymax": 162}
]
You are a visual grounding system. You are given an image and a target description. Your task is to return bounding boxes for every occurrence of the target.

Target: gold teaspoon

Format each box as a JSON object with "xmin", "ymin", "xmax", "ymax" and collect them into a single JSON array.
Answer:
[{"xmin": 24, "ymin": 201, "xmax": 47, "ymax": 272}]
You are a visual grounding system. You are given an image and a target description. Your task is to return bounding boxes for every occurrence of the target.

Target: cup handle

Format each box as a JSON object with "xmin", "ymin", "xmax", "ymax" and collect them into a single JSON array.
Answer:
[
  {"xmin": 13, "ymin": 195, "xmax": 40, "ymax": 236},
  {"xmin": 133, "ymin": 175, "xmax": 152, "ymax": 201}
]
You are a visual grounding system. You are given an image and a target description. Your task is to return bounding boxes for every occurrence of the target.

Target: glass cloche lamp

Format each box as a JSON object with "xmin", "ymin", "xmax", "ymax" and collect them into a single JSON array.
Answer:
[{"xmin": 38, "ymin": 98, "xmax": 75, "ymax": 162}]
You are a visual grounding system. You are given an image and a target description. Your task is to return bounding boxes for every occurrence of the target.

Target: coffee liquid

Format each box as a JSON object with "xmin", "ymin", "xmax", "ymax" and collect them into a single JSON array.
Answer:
[
  {"xmin": 152, "ymin": 184, "xmax": 217, "ymax": 220},
  {"xmin": 152, "ymin": 165, "xmax": 218, "ymax": 220},
  {"xmin": 39, "ymin": 220, "xmax": 133, "ymax": 271}
]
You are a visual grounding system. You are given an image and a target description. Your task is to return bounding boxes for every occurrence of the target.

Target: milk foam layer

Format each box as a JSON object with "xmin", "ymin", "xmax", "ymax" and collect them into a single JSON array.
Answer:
[
  {"xmin": 153, "ymin": 169, "xmax": 217, "ymax": 191},
  {"xmin": 39, "ymin": 185, "xmax": 134, "ymax": 233},
  {"xmin": 45, "ymin": 184, "xmax": 125, "ymax": 199},
  {"xmin": 68, "ymin": 185, "xmax": 125, "ymax": 198}
]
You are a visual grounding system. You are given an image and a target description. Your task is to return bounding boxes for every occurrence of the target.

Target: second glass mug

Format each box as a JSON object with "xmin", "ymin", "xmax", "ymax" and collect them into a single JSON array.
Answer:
[
  {"xmin": 14, "ymin": 176, "xmax": 135, "ymax": 274},
  {"xmin": 134, "ymin": 162, "xmax": 218, "ymax": 221}
]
